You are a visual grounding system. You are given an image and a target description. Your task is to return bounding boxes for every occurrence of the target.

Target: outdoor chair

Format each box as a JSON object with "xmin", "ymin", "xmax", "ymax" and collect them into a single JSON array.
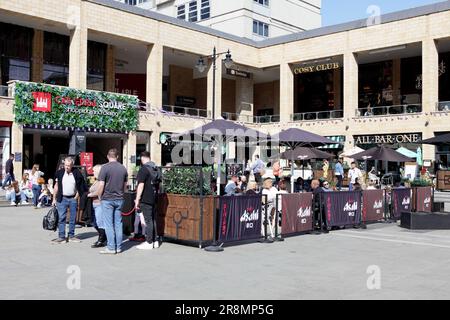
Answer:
[{"xmin": 381, "ymin": 173, "xmax": 393, "ymax": 187}]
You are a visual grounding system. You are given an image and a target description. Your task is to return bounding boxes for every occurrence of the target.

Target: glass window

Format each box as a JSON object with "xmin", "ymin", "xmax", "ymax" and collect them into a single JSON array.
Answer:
[
  {"xmin": 177, "ymin": 4, "xmax": 186, "ymax": 20},
  {"xmin": 43, "ymin": 32, "xmax": 70, "ymax": 86},
  {"xmin": 200, "ymin": 0, "xmax": 210, "ymax": 20},
  {"xmin": 189, "ymin": 1, "xmax": 198, "ymax": 22},
  {"xmin": 0, "ymin": 22, "xmax": 32, "ymax": 85},
  {"xmin": 252, "ymin": 20, "xmax": 269, "ymax": 37},
  {"xmin": 87, "ymin": 41, "xmax": 107, "ymax": 91},
  {"xmin": 254, "ymin": 0, "xmax": 269, "ymax": 7}
]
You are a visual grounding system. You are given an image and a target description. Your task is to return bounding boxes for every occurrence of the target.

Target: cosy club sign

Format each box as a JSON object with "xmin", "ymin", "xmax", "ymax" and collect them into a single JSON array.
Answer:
[{"xmin": 293, "ymin": 62, "xmax": 340, "ymax": 75}]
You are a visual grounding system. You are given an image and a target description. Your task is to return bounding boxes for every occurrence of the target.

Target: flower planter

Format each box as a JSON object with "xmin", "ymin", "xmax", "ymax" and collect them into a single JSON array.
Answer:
[{"xmin": 157, "ymin": 193, "xmax": 214, "ymax": 246}]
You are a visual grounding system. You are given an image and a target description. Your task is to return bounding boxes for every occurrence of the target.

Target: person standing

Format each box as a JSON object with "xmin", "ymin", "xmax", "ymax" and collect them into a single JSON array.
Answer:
[
  {"xmin": 97, "ymin": 149, "xmax": 128, "ymax": 255},
  {"xmin": 135, "ymin": 152, "xmax": 162, "ymax": 251},
  {"xmin": 322, "ymin": 159, "xmax": 329, "ymax": 180},
  {"xmin": 224, "ymin": 175, "xmax": 238, "ymax": 195},
  {"xmin": 30, "ymin": 164, "xmax": 44, "ymax": 208},
  {"xmin": 251, "ymin": 155, "xmax": 265, "ymax": 185},
  {"xmin": 51, "ymin": 157, "xmax": 87, "ymax": 244},
  {"xmin": 2, "ymin": 154, "xmax": 15, "ymax": 189},
  {"xmin": 348, "ymin": 162, "xmax": 362, "ymax": 191},
  {"xmin": 272, "ymin": 160, "xmax": 281, "ymax": 186},
  {"xmin": 88, "ymin": 165, "xmax": 107, "ymax": 248},
  {"xmin": 334, "ymin": 158, "xmax": 344, "ymax": 191}
]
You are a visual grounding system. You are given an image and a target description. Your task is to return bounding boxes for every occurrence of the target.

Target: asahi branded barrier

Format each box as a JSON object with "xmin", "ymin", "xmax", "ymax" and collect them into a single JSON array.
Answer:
[
  {"xmin": 362, "ymin": 190, "xmax": 385, "ymax": 223},
  {"xmin": 218, "ymin": 195, "xmax": 262, "ymax": 243},
  {"xmin": 413, "ymin": 187, "xmax": 433, "ymax": 213},
  {"xmin": 279, "ymin": 193, "xmax": 314, "ymax": 235},
  {"xmin": 323, "ymin": 191, "xmax": 362, "ymax": 227},
  {"xmin": 392, "ymin": 188, "xmax": 412, "ymax": 219}
]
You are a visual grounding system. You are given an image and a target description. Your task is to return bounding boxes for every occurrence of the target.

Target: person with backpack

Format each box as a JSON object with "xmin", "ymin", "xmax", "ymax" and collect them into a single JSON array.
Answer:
[
  {"xmin": 51, "ymin": 157, "xmax": 87, "ymax": 244},
  {"xmin": 134, "ymin": 151, "xmax": 162, "ymax": 251}
]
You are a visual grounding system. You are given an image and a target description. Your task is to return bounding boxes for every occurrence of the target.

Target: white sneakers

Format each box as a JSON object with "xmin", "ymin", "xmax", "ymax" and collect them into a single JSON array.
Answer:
[
  {"xmin": 21, "ymin": 201, "xmax": 28, "ymax": 205},
  {"xmin": 136, "ymin": 242, "xmax": 154, "ymax": 250},
  {"xmin": 37, "ymin": 203, "xmax": 42, "ymax": 208},
  {"xmin": 10, "ymin": 202, "xmax": 16, "ymax": 206},
  {"xmin": 136, "ymin": 241, "xmax": 160, "ymax": 251}
]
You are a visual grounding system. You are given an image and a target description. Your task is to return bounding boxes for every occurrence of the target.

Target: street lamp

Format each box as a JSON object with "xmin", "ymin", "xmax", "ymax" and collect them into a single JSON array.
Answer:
[{"xmin": 195, "ymin": 47, "xmax": 233, "ymax": 120}]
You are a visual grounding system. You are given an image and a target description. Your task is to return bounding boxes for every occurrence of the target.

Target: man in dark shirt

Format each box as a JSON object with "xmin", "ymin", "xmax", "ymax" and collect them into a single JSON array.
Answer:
[
  {"xmin": 97, "ymin": 148, "xmax": 128, "ymax": 255},
  {"xmin": 135, "ymin": 151, "xmax": 162, "ymax": 251},
  {"xmin": 2, "ymin": 154, "xmax": 15, "ymax": 188},
  {"xmin": 311, "ymin": 179, "xmax": 329, "ymax": 234}
]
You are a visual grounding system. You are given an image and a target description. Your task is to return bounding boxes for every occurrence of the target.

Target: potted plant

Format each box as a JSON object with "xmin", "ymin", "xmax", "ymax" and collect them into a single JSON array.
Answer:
[{"xmin": 157, "ymin": 166, "xmax": 215, "ymax": 245}]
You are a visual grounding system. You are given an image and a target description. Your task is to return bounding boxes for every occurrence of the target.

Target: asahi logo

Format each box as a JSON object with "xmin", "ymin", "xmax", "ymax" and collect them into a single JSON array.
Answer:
[
  {"xmin": 344, "ymin": 201, "xmax": 358, "ymax": 217},
  {"xmin": 32, "ymin": 92, "xmax": 52, "ymax": 112},
  {"xmin": 424, "ymin": 197, "xmax": 431, "ymax": 207},
  {"xmin": 402, "ymin": 197, "xmax": 411, "ymax": 206},
  {"xmin": 373, "ymin": 200, "xmax": 383, "ymax": 210},
  {"xmin": 297, "ymin": 206, "xmax": 311, "ymax": 224},
  {"xmin": 240, "ymin": 207, "xmax": 260, "ymax": 222}
]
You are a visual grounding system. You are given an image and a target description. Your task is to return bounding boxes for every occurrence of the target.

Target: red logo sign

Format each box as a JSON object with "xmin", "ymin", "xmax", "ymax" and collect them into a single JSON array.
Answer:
[
  {"xmin": 80, "ymin": 152, "xmax": 94, "ymax": 175},
  {"xmin": 32, "ymin": 92, "xmax": 52, "ymax": 112}
]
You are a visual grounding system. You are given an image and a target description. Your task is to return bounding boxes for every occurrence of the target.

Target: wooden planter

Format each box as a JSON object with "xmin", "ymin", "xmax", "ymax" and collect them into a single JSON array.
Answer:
[{"xmin": 157, "ymin": 194, "xmax": 214, "ymax": 246}]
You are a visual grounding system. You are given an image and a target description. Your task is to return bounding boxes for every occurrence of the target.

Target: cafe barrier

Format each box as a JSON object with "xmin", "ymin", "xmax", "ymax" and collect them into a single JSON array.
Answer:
[
  {"xmin": 362, "ymin": 190, "xmax": 385, "ymax": 223},
  {"xmin": 322, "ymin": 191, "xmax": 362, "ymax": 227},
  {"xmin": 276, "ymin": 193, "xmax": 314, "ymax": 237},
  {"xmin": 218, "ymin": 195, "xmax": 264, "ymax": 243},
  {"xmin": 391, "ymin": 188, "xmax": 412, "ymax": 220},
  {"xmin": 412, "ymin": 187, "xmax": 433, "ymax": 213}
]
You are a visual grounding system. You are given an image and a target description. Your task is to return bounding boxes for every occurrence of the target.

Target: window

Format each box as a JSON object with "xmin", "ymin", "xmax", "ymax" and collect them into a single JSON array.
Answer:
[
  {"xmin": 125, "ymin": 0, "xmax": 137, "ymax": 5},
  {"xmin": 43, "ymin": 32, "xmax": 70, "ymax": 86},
  {"xmin": 200, "ymin": 0, "xmax": 210, "ymax": 20},
  {"xmin": 252, "ymin": 20, "xmax": 269, "ymax": 37},
  {"xmin": 254, "ymin": 0, "xmax": 269, "ymax": 6},
  {"xmin": 188, "ymin": 1, "xmax": 198, "ymax": 22},
  {"xmin": 177, "ymin": 4, "xmax": 186, "ymax": 20},
  {"xmin": 87, "ymin": 41, "xmax": 107, "ymax": 91}
]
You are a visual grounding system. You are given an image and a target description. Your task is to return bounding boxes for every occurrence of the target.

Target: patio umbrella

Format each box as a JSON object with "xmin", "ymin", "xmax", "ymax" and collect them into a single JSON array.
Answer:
[
  {"xmin": 266, "ymin": 128, "xmax": 336, "ymax": 192},
  {"xmin": 416, "ymin": 147, "xmax": 423, "ymax": 166},
  {"xmin": 172, "ymin": 119, "xmax": 267, "ymax": 195},
  {"xmin": 420, "ymin": 133, "xmax": 450, "ymax": 146},
  {"xmin": 396, "ymin": 147, "xmax": 417, "ymax": 159},
  {"xmin": 351, "ymin": 145, "xmax": 414, "ymax": 175}
]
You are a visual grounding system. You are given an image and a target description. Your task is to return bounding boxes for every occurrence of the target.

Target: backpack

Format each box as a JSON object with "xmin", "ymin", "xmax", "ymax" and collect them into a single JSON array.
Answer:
[
  {"xmin": 144, "ymin": 162, "xmax": 162, "ymax": 186},
  {"xmin": 43, "ymin": 207, "xmax": 59, "ymax": 231}
]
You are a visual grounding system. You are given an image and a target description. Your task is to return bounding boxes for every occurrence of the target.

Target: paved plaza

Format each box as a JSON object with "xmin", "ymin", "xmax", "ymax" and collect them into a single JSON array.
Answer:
[{"xmin": 1, "ymin": 205, "xmax": 450, "ymax": 300}]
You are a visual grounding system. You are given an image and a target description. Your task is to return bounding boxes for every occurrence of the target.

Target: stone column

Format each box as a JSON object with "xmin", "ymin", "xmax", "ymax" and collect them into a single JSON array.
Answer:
[
  {"xmin": 207, "ymin": 56, "xmax": 222, "ymax": 119},
  {"xmin": 279, "ymin": 63, "xmax": 294, "ymax": 122},
  {"xmin": 422, "ymin": 38, "xmax": 439, "ymax": 113},
  {"xmin": 123, "ymin": 131, "xmax": 137, "ymax": 178},
  {"xmin": 150, "ymin": 131, "xmax": 162, "ymax": 166},
  {"xmin": 11, "ymin": 123, "xmax": 23, "ymax": 179},
  {"xmin": 68, "ymin": 26, "xmax": 87, "ymax": 89},
  {"xmin": 105, "ymin": 45, "xmax": 115, "ymax": 93},
  {"xmin": 344, "ymin": 52, "xmax": 359, "ymax": 119},
  {"xmin": 31, "ymin": 29, "xmax": 44, "ymax": 83},
  {"xmin": 235, "ymin": 77, "xmax": 254, "ymax": 122},
  {"xmin": 146, "ymin": 43, "xmax": 163, "ymax": 107}
]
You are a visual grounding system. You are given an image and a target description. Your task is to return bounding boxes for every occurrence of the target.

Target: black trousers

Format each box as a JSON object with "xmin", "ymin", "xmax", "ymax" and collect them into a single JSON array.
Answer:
[
  {"xmin": 140, "ymin": 203, "xmax": 158, "ymax": 244},
  {"xmin": 336, "ymin": 175, "xmax": 343, "ymax": 191}
]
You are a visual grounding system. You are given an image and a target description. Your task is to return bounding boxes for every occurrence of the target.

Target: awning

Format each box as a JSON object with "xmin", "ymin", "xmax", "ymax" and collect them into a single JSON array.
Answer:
[{"xmin": 318, "ymin": 136, "xmax": 345, "ymax": 149}]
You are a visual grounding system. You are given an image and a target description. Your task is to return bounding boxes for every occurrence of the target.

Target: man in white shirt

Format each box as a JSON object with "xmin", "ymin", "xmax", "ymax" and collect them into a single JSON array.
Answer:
[{"xmin": 348, "ymin": 162, "xmax": 362, "ymax": 191}]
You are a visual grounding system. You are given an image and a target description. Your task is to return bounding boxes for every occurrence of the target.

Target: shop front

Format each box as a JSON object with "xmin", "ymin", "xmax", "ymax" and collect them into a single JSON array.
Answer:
[{"xmin": 12, "ymin": 81, "xmax": 139, "ymax": 178}]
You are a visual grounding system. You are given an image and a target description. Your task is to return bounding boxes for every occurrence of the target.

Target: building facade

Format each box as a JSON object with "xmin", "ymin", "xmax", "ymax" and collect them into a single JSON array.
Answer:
[
  {"xmin": 0, "ymin": 0, "xmax": 450, "ymax": 181},
  {"xmin": 116, "ymin": 0, "xmax": 322, "ymax": 40}
]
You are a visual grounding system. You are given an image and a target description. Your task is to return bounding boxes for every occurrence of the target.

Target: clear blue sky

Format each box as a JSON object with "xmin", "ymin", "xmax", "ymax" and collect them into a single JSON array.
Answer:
[{"xmin": 322, "ymin": 0, "xmax": 445, "ymax": 26}]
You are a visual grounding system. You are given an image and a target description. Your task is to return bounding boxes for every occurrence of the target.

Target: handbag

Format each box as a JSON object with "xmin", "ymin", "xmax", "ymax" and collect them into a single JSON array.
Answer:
[{"xmin": 37, "ymin": 177, "xmax": 46, "ymax": 185}]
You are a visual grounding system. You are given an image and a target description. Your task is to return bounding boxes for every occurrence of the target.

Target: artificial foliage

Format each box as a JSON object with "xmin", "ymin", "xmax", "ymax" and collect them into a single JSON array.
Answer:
[
  {"xmin": 162, "ymin": 166, "xmax": 213, "ymax": 196},
  {"xmin": 14, "ymin": 81, "xmax": 139, "ymax": 131}
]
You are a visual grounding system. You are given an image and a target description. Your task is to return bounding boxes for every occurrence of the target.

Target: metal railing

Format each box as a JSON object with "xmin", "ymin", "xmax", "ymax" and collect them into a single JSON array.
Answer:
[
  {"xmin": 291, "ymin": 110, "xmax": 344, "ymax": 122},
  {"xmin": 0, "ymin": 85, "xmax": 8, "ymax": 97},
  {"xmin": 437, "ymin": 101, "xmax": 450, "ymax": 112},
  {"xmin": 221, "ymin": 112, "xmax": 280, "ymax": 123},
  {"xmin": 161, "ymin": 105, "xmax": 210, "ymax": 118},
  {"xmin": 356, "ymin": 104, "xmax": 422, "ymax": 117},
  {"xmin": 254, "ymin": 115, "xmax": 280, "ymax": 123}
]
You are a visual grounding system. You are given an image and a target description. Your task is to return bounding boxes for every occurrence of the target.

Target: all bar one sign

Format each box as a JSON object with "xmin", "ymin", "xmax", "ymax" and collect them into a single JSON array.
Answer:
[{"xmin": 354, "ymin": 133, "xmax": 422, "ymax": 145}]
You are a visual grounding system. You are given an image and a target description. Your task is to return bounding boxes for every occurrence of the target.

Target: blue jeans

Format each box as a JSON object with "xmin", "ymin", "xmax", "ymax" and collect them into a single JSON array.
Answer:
[
  {"xmin": 349, "ymin": 183, "xmax": 354, "ymax": 191},
  {"xmin": 32, "ymin": 184, "xmax": 42, "ymax": 207},
  {"xmin": 2, "ymin": 173, "xmax": 15, "ymax": 187},
  {"xmin": 101, "ymin": 199, "xmax": 124, "ymax": 251},
  {"xmin": 57, "ymin": 197, "xmax": 78, "ymax": 239},
  {"xmin": 93, "ymin": 203, "xmax": 104, "ymax": 229},
  {"xmin": 6, "ymin": 192, "xmax": 16, "ymax": 203}
]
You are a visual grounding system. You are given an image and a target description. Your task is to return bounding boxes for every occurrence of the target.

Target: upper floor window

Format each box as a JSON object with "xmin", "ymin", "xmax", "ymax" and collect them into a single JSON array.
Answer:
[
  {"xmin": 177, "ymin": 4, "xmax": 186, "ymax": 20},
  {"xmin": 189, "ymin": 1, "xmax": 198, "ymax": 22},
  {"xmin": 200, "ymin": 0, "xmax": 210, "ymax": 20},
  {"xmin": 253, "ymin": 20, "xmax": 269, "ymax": 37},
  {"xmin": 125, "ymin": 0, "xmax": 137, "ymax": 5},
  {"xmin": 254, "ymin": 0, "xmax": 269, "ymax": 7}
]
